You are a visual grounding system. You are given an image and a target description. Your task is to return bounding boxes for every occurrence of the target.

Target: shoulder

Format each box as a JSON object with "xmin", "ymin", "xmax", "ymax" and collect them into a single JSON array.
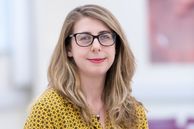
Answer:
[
  {"xmin": 35, "ymin": 88, "xmax": 66, "ymax": 103},
  {"xmin": 27, "ymin": 88, "xmax": 72, "ymax": 113},
  {"xmin": 135, "ymin": 103, "xmax": 149, "ymax": 129},
  {"xmin": 32, "ymin": 88, "xmax": 69, "ymax": 106},
  {"xmin": 24, "ymin": 88, "xmax": 71, "ymax": 128},
  {"xmin": 135, "ymin": 103, "xmax": 147, "ymax": 116}
]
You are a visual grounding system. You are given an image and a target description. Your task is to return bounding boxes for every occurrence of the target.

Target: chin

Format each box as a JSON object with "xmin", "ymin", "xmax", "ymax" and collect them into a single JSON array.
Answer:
[{"xmin": 87, "ymin": 70, "xmax": 107, "ymax": 77}]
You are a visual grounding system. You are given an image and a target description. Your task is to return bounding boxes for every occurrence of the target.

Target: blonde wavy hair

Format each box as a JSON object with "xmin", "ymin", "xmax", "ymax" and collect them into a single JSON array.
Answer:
[{"xmin": 48, "ymin": 4, "xmax": 140, "ymax": 128}]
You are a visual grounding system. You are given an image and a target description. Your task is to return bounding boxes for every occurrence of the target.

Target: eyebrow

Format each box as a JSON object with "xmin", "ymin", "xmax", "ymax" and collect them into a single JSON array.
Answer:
[
  {"xmin": 75, "ymin": 30, "xmax": 112, "ymax": 35},
  {"xmin": 98, "ymin": 30, "xmax": 112, "ymax": 34}
]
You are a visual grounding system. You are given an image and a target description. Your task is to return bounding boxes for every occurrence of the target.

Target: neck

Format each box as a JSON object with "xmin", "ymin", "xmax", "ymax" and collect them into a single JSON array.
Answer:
[
  {"xmin": 79, "ymin": 73, "xmax": 107, "ymax": 128},
  {"xmin": 80, "ymin": 74, "xmax": 105, "ymax": 102},
  {"xmin": 79, "ymin": 72, "xmax": 106, "ymax": 113}
]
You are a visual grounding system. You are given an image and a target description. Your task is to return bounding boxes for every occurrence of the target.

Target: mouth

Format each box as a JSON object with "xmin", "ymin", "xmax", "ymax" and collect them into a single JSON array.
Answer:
[{"xmin": 87, "ymin": 58, "xmax": 107, "ymax": 63}]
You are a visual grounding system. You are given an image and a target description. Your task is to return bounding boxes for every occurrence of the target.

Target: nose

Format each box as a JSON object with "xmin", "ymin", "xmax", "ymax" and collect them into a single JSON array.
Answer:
[{"xmin": 90, "ymin": 38, "xmax": 101, "ymax": 52}]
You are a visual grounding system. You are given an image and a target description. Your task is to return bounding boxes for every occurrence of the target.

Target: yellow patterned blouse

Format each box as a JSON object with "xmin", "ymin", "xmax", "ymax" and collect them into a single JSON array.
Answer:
[{"xmin": 24, "ymin": 88, "xmax": 148, "ymax": 129}]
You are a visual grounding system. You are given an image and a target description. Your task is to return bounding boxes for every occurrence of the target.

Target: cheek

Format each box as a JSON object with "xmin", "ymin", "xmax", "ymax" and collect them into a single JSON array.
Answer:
[
  {"xmin": 71, "ymin": 43, "xmax": 81, "ymax": 57},
  {"xmin": 111, "ymin": 52, "xmax": 116, "ymax": 65},
  {"xmin": 71, "ymin": 46, "xmax": 86, "ymax": 62},
  {"xmin": 110, "ymin": 46, "xmax": 116, "ymax": 59}
]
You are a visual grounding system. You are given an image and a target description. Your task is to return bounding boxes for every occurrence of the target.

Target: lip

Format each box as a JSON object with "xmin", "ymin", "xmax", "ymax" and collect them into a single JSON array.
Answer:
[{"xmin": 87, "ymin": 58, "xmax": 106, "ymax": 63}]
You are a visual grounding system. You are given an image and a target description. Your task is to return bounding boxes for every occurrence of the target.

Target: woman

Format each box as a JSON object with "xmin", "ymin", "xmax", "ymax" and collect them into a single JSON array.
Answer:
[{"xmin": 24, "ymin": 4, "xmax": 148, "ymax": 129}]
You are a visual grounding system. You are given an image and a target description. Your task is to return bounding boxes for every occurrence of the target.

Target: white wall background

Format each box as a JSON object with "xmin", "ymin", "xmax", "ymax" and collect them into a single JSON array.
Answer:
[
  {"xmin": 0, "ymin": 0, "xmax": 193, "ymax": 129},
  {"xmin": 33, "ymin": 0, "xmax": 194, "ymax": 101},
  {"xmin": 32, "ymin": 0, "xmax": 194, "ymax": 126},
  {"xmin": 33, "ymin": 0, "xmax": 149, "ymax": 96}
]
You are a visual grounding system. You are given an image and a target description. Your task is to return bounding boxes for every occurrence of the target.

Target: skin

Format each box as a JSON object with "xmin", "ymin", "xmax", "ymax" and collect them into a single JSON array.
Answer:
[{"xmin": 68, "ymin": 17, "xmax": 116, "ymax": 128}]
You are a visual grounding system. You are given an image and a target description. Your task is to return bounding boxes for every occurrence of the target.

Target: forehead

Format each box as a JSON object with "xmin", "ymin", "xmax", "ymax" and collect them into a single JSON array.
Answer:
[{"xmin": 73, "ymin": 17, "xmax": 111, "ymax": 34}]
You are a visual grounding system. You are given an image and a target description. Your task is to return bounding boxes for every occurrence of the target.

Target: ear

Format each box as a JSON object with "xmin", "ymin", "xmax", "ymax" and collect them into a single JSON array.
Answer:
[{"xmin": 67, "ymin": 51, "xmax": 73, "ymax": 57}]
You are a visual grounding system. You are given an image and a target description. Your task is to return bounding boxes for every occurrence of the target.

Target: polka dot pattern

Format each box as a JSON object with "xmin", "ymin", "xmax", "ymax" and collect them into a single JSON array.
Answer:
[
  {"xmin": 24, "ymin": 88, "xmax": 148, "ymax": 129},
  {"xmin": 135, "ymin": 105, "xmax": 149, "ymax": 129}
]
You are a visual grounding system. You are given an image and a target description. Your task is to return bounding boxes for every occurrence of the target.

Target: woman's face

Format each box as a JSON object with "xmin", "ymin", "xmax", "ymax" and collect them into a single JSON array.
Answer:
[{"xmin": 68, "ymin": 17, "xmax": 116, "ymax": 77}]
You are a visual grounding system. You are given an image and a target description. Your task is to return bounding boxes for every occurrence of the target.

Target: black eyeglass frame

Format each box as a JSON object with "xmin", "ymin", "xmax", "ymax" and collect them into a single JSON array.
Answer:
[{"xmin": 68, "ymin": 32, "xmax": 117, "ymax": 47}]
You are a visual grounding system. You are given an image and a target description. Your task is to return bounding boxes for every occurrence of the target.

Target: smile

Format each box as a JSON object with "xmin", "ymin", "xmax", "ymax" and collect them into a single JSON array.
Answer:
[{"xmin": 87, "ymin": 58, "xmax": 107, "ymax": 63}]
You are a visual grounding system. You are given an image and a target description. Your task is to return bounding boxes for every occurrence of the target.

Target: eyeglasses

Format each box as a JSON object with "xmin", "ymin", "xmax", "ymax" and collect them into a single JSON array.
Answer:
[{"xmin": 68, "ymin": 32, "xmax": 116, "ymax": 47}]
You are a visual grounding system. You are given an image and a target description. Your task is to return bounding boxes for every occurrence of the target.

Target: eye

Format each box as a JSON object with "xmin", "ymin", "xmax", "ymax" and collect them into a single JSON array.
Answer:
[
  {"xmin": 99, "ymin": 33, "xmax": 112, "ymax": 40},
  {"xmin": 77, "ymin": 34, "xmax": 92, "ymax": 41}
]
